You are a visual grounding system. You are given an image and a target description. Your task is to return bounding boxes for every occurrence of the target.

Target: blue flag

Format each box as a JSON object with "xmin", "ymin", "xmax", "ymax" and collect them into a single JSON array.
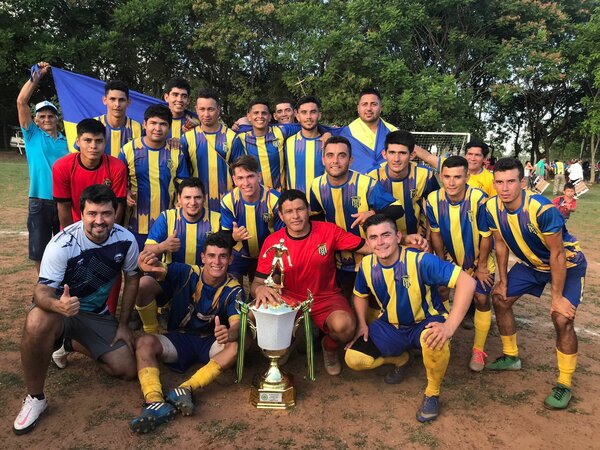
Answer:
[{"xmin": 52, "ymin": 67, "xmax": 167, "ymax": 151}]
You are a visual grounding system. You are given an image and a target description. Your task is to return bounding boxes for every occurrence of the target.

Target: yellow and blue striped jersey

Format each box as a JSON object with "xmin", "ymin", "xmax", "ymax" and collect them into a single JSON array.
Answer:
[
  {"xmin": 309, "ymin": 170, "xmax": 398, "ymax": 271},
  {"xmin": 165, "ymin": 262, "xmax": 243, "ymax": 332},
  {"xmin": 284, "ymin": 131, "xmax": 325, "ymax": 195},
  {"xmin": 485, "ymin": 190, "xmax": 584, "ymax": 272},
  {"xmin": 426, "ymin": 186, "xmax": 494, "ymax": 274},
  {"xmin": 94, "ymin": 115, "xmax": 142, "ymax": 158},
  {"xmin": 181, "ymin": 125, "xmax": 235, "ymax": 213},
  {"xmin": 553, "ymin": 162, "xmax": 565, "ymax": 175},
  {"xmin": 368, "ymin": 162, "xmax": 439, "ymax": 235},
  {"xmin": 230, "ymin": 124, "xmax": 299, "ymax": 190},
  {"xmin": 354, "ymin": 249, "xmax": 461, "ymax": 327},
  {"xmin": 169, "ymin": 112, "xmax": 196, "ymax": 140},
  {"xmin": 146, "ymin": 207, "xmax": 221, "ymax": 266},
  {"xmin": 220, "ymin": 185, "xmax": 284, "ymax": 258},
  {"xmin": 119, "ymin": 137, "xmax": 190, "ymax": 234}
]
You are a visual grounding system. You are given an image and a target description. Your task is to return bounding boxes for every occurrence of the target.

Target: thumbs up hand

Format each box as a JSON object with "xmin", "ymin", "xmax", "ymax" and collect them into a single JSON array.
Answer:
[
  {"xmin": 232, "ymin": 221, "xmax": 251, "ymax": 242},
  {"xmin": 57, "ymin": 284, "xmax": 80, "ymax": 317},
  {"xmin": 214, "ymin": 315, "xmax": 230, "ymax": 344},
  {"xmin": 162, "ymin": 229, "xmax": 181, "ymax": 253}
]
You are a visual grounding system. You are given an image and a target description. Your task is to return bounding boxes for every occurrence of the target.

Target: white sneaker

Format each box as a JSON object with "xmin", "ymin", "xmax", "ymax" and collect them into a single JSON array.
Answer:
[
  {"xmin": 52, "ymin": 344, "xmax": 70, "ymax": 369},
  {"xmin": 13, "ymin": 394, "xmax": 48, "ymax": 435}
]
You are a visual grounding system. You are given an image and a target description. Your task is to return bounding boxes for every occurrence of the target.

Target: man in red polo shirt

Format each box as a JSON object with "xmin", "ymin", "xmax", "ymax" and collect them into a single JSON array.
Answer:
[
  {"xmin": 251, "ymin": 189, "xmax": 426, "ymax": 376},
  {"xmin": 53, "ymin": 118, "xmax": 127, "ymax": 227}
]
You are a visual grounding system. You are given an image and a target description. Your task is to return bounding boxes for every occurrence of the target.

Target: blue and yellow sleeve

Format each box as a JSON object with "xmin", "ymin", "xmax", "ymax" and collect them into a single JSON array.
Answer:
[
  {"xmin": 219, "ymin": 195, "xmax": 235, "ymax": 231},
  {"xmin": 368, "ymin": 181, "xmax": 397, "ymax": 211},
  {"xmin": 352, "ymin": 261, "xmax": 371, "ymax": 298},
  {"xmin": 146, "ymin": 212, "xmax": 168, "ymax": 245},
  {"xmin": 419, "ymin": 253, "xmax": 462, "ymax": 288},
  {"xmin": 425, "ymin": 199, "xmax": 439, "ymax": 231},
  {"xmin": 230, "ymin": 135, "xmax": 245, "ymax": 163},
  {"xmin": 537, "ymin": 204, "xmax": 565, "ymax": 235}
]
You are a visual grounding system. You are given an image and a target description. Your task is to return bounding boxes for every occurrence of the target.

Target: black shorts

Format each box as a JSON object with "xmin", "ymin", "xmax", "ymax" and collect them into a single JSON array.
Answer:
[
  {"xmin": 59, "ymin": 311, "xmax": 126, "ymax": 360},
  {"xmin": 27, "ymin": 198, "xmax": 60, "ymax": 261}
]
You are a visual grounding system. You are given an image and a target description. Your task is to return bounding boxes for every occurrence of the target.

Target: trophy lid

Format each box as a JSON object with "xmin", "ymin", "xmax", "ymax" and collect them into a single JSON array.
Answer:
[{"xmin": 250, "ymin": 302, "xmax": 296, "ymax": 316}]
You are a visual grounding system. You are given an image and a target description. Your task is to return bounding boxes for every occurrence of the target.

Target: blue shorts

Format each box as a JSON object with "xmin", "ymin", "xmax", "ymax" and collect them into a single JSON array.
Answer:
[
  {"xmin": 228, "ymin": 251, "xmax": 257, "ymax": 278},
  {"xmin": 28, "ymin": 198, "xmax": 60, "ymax": 261},
  {"xmin": 506, "ymin": 262, "xmax": 586, "ymax": 307},
  {"xmin": 475, "ymin": 273, "xmax": 495, "ymax": 295},
  {"xmin": 163, "ymin": 332, "xmax": 216, "ymax": 373},
  {"xmin": 369, "ymin": 315, "xmax": 445, "ymax": 357}
]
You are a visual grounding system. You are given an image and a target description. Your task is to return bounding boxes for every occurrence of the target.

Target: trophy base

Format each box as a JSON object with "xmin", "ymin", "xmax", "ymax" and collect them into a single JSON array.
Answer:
[{"xmin": 250, "ymin": 372, "xmax": 296, "ymax": 410}]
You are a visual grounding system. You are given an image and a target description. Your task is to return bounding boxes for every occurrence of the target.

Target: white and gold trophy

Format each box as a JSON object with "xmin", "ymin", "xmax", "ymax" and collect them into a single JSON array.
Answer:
[{"xmin": 235, "ymin": 239, "xmax": 314, "ymax": 410}]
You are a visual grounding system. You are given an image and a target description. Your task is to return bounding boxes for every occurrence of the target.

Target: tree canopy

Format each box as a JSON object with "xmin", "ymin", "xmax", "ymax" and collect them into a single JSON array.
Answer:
[{"xmin": 2, "ymin": 0, "xmax": 599, "ymax": 162}]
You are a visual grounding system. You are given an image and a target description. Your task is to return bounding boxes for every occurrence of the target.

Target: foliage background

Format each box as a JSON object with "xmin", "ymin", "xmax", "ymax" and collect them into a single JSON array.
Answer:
[{"xmin": 2, "ymin": 0, "xmax": 600, "ymax": 163}]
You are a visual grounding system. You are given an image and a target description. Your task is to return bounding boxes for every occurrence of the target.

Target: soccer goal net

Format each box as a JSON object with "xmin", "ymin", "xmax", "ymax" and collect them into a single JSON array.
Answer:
[{"xmin": 412, "ymin": 132, "xmax": 471, "ymax": 157}]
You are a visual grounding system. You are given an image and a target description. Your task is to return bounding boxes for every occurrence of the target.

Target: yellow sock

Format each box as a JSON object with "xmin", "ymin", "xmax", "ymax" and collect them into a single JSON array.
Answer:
[
  {"xmin": 500, "ymin": 334, "xmax": 519, "ymax": 357},
  {"xmin": 344, "ymin": 350, "xmax": 410, "ymax": 371},
  {"xmin": 556, "ymin": 349, "xmax": 577, "ymax": 388},
  {"xmin": 420, "ymin": 331, "xmax": 450, "ymax": 397},
  {"xmin": 138, "ymin": 367, "xmax": 163, "ymax": 403},
  {"xmin": 179, "ymin": 359, "xmax": 222, "ymax": 392},
  {"xmin": 473, "ymin": 309, "xmax": 492, "ymax": 351},
  {"xmin": 136, "ymin": 299, "xmax": 159, "ymax": 334}
]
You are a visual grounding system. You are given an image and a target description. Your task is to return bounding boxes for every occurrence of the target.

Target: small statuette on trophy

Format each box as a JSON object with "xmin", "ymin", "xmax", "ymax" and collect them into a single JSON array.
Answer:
[{"xmin": 261, "ymin": 238, "xmax": 292, "ymax": 291}]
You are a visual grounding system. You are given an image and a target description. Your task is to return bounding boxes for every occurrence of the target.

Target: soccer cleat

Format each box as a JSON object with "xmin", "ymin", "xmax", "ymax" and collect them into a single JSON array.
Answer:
[
  {"xmin": 52, "ymin": 344, "xmax": 70, "ymax": 369},
  {"xmin": 543, "ymin": 384, "xmax": 572, "ymax": 410},
  {"xmin": 13, "ymin": 394, "xmax": 48, "ymax": 435},
  {"xmin": 384, "ymin": 353, "xmax": 414, "ymax": 384},
  {"xmin": 128, "ymin": 402, "xmax": 176, "ymax": 434},
  {"xmin": 416, "ymin": 395, "xmax": 440, "ymax": 422},
  {"xmin": 166, "ymin": 387, "xmax": 194, "ymax": 416},
  {"xmin": 321, "ymin": 337, "xmax": 341, "ymax": 376},
  {"xmin": 486, "ymin": 355, "xmax": 521, "ymax": 371},
  {"xmin": 461, "ymin": 315, "xmax": 474, "ymax": 330},
  {"xmin": 469, "ymin": 348, "xmax": 488, "ymax": 372}
]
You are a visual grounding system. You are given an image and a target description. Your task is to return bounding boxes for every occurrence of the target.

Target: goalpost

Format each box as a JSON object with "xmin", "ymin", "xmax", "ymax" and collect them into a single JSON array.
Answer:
[{"xmin": 412, "ymin": 132, "xmax": 471, "ymax": 157}]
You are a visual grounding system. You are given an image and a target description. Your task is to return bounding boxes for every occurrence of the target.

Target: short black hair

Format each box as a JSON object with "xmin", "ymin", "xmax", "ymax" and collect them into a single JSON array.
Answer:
[
  {"xmin": 104, "ymin": 80, "xmax": 130, "ymax": 98},
  {"xmin": 384, "ymin": 130, "xmax": 415, "ymax": 152},
  {"xmin": 359, "ymin": 87, "xmax": 381, "ymax": 102},
  {"xmin": 231, "ymin": 155, "xmax": 259, "ymax": 174},
  {"xmin": 178, "ymin": 177, "xmax": 206, "ymax": 196},
  {"xmin": 493, "ymin": 157, "xmax": 524, "ymax": 180},
  {"xmin": 247, "ymin": 98, "xmax": 270, "ymax": 113},
  {"xmin": 80, "ymin": 184, "xmax": 117, "ymax": 214},
  {"xmin": 275, "ymin": 98, "xmax": 295, "ymax": 109},
  {"xmin": 203, "ymin": 232, "xmax": 232, "ymax": 255},
  {"xmin": 196, "ymin": 89, "xmax": 220, "ymax": 106},
  {"xmin": 144, "ymin": 104, "xmax": 173, "ymax": 124},
  {"xmin": 465, "ymin": 139, "xmax": 490, "ymax": 157},
  {"xmin": 323, "ymin": 135, "xmax": 352, "ymax": 158},
  {"xmin": 363, "ymin": 213, "xmax": 397, "ymax": 233},
  {"xmin": 76, "ymin": 118, "xmax": 106, "ymax": 138},
  {"xmin": 564, "ymin": 183, "xmax": 575, "ymax": 191},
  {"xmin": 441, "ymin": 155, "xmax": 468, "ymax": 171},
  {"xmin": 278, "ymin": 189, "xmax": 309, "ymax": 211},
  {"xmin": 165, "ymin": 77, "xmax": 191, "ymax": 95},
  {"xmin": 296, "ymin": 95, "xmax": 321, "ymax": 110}
]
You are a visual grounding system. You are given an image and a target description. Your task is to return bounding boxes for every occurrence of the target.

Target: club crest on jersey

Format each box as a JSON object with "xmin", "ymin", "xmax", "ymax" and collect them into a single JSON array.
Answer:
[
  {"xmin": 351, "ymin": 196, "xmax": 361, "ymax": 208},
  {"xmin": 401, "ymin": 275, "xmax": 411, "ymax": 288},
  {"xmin": 273, "ymin": 139, "xmax": 279, "ymax": 148},
  {"xmin": 263, "ymin": 212, "xmax": 272, "ymax": 223},
  {"xmin": 467, "ymin": 210, "xmax": 473, "ymax": 223},
  {"xmin": 166, "ymin": 159, "xmax": 174, "ymax": 170},
  {"xmin": 114, "ymin": 253, "xmax": 124, "ymax": 263},
  {"xmin": 104, "ymin": 178, "xmax": 112, "ymax": 187},
  {"xmin": 527, "ymin": 222, "xmax": 539, "ymax": 236},
  {"xmin": 318, "ymin": 243, "xmax": 328, "ymax": 256},
  {"xmin": 410, "ymin": 188, "xmax": 417, "ymax": 199},
  {"xmin": 222, "ymin": 141, "xmax": 228, "ymax": 153}
]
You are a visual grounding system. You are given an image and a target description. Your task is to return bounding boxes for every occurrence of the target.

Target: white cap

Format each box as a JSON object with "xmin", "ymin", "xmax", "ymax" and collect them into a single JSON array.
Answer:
[{"xmin": 35, "ymin": 100, "xmax": 58, "ymax": 114}]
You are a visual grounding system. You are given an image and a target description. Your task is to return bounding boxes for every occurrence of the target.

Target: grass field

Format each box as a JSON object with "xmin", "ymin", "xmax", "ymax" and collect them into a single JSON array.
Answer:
[{"xmin": 2, "ymin": 153, "xmax": 600, "ymax": 449}]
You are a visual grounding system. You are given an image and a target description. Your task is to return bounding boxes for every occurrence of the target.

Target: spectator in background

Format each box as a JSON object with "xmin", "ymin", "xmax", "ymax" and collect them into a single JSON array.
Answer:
[
  {"xmin": 16, "ymin": 61, "xmax": 68, "ymax": 274},
  {"xmin": 552, "ymin": 183, "xmax": 577, "ymax": 221}
]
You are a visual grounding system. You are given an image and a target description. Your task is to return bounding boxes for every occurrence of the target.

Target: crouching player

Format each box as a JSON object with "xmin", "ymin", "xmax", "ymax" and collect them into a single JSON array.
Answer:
[
  {"xmin": 129, "ymin": 233, "xmax": 243, "ymax": 433},
  {"xmin": 344, "ymin": 214, "xmax": 476, "ymax": 422}
]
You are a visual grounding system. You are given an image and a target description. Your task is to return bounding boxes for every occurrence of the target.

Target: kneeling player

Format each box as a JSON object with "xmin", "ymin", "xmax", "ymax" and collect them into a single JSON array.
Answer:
[
  {"xmin": 344, "ymin": 214, "xmax": 475, "ymax": 422},
  {"xmin": 129, "ymin": 233, "xmax": 243, "ymax": 433}
]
